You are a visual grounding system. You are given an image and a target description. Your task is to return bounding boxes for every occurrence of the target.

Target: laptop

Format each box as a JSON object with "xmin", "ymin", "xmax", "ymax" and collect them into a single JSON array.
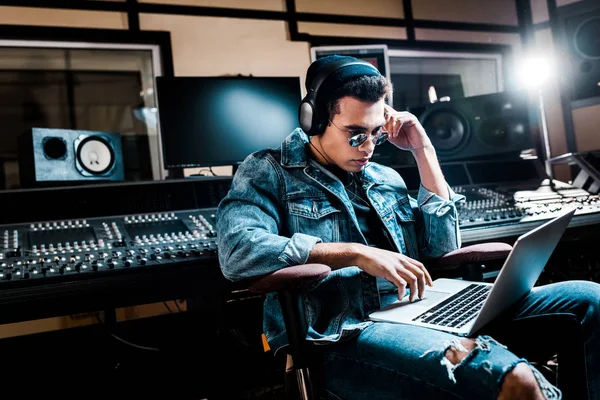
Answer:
[{"xmin": 368, "ymin": 208, "xmax": 575, "ymax": 337}]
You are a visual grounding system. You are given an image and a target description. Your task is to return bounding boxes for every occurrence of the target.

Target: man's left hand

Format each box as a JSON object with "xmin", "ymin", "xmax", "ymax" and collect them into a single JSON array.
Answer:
[{"xmin": 384, "ymin": 104, "xmax": 432, "ymax": 152}]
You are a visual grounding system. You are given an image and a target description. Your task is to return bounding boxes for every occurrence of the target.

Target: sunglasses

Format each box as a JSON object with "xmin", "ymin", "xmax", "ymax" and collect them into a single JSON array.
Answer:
[{"xmin": 329, "ymin": 119, "xmax": 389, "ymax": 147}]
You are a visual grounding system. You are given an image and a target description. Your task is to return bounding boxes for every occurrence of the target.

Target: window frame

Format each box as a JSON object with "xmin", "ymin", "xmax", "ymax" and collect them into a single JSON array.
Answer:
[{"xmin": 0, "ymin": 25, "xmax": 174, "ymax": 181}]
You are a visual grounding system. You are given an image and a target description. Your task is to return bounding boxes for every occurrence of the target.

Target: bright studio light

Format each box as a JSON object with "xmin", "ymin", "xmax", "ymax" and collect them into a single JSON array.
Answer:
[{"xmin": 518, "ymin": 54, "xmax": 555, "ymax": 89}]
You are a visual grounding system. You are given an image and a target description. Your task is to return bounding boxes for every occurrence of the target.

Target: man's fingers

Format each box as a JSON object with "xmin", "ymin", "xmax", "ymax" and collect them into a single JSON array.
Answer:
[
  {"xmin": 404, "ymin": 256, "xmax": 433, "ymax": 287},
  {"xmin": 405, "ymin": 263, "xmax": 426, "ymax": 300},
  {"xmin": 387, "ymin": 271, "xmax": 407, "ymax": 301},
  {"xmin": 400, "ymin": 270, "xmax": 418, "ymax": 303}
]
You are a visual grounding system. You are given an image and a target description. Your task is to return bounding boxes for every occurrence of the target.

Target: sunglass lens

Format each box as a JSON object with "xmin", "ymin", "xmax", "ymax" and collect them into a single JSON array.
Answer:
[
  {"xmin": 375, "ymin": 132, "xmax": 389, "ymax": 145},
  {"xmin": 349, "ymin": 134, "xmax": 367, "ymax": 147}
]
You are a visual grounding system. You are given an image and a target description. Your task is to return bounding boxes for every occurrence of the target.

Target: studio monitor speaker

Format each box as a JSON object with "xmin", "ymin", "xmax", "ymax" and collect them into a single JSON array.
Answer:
[
  {"xmin": 556, "ymin": 0, "xmax": 600, "ymax": 101},
  {"xmin": 19, "ymin": 128, "xmax": 124, "ymax": 188},
  {"xmin": 406, "ymin": 91, "xmax": 534, "ymax": 162}
]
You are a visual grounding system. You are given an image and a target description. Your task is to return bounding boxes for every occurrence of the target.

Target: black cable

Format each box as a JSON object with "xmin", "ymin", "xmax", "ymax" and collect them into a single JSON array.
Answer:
[
  {"xmin": 95, "ymin": 311, "xmax": 161, "ymax": 352},
  {"xmin": 209, "ymin": 166, "xmax": 218, "ymax": 176},
  {"xmin": 109, "ymin": 333, "xmax": 160, "ymax": 352},
  {"xmin": 163, "ymin": 301, "xmax": 173, "ymax": 313}
]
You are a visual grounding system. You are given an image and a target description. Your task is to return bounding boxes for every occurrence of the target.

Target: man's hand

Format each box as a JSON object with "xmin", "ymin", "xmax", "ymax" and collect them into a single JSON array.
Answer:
[
  {"xmin": 355, "ymin": 244, "xmax": 433, "ymax": 302},
  {"xmin": 384, "ymin": 104, "xmax": 432, "ymax": 153}
]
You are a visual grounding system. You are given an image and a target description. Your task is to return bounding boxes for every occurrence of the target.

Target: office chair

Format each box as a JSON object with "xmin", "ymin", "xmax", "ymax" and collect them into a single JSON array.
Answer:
[{"xmin": 247, "ymin": 242, "xmax": 513, "ymax": 400}]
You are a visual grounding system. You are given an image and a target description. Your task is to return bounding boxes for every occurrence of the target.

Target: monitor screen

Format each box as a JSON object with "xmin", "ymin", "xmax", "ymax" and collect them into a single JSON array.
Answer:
[{"xmin": 156, "ymin": 76, "xmax": 302, "ymax": 168}]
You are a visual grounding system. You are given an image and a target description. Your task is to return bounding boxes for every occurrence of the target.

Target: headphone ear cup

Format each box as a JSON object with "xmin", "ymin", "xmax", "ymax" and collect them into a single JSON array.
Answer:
[{"xmin": 299, "ymin": 98, "xmax": 317, "ymax": 135}]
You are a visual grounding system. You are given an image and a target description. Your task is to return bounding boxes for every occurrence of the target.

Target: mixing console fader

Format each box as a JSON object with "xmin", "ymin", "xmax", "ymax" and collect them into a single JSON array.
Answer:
[{"xmin": 0, "ymin": 208, "xmax": 219, "ymax": 289}]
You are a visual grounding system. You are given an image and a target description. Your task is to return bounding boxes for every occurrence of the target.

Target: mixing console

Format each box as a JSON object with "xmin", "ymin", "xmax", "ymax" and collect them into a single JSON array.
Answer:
[
  {"xmin": 455, "ymin": 185, "xmax": 600, "ymax": 229},
  {"xmin": 0, "ymin": 208, "xmax": 219, "ymax": 289},
  {"xmin": 2, "ymin": 183, "xmax": 600, "ymax": 290},
  {"xmin": 454, "ymin": 186, "xmax": 525, "ymax": 228}
]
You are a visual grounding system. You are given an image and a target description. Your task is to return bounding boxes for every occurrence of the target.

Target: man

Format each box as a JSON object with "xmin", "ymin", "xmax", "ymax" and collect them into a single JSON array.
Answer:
[{"xmin": 217, "ymin": 55, "xmax": 599, "ymax": 399}]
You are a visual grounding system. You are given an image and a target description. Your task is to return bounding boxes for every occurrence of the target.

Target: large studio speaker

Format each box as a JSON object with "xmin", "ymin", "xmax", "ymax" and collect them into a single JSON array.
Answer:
[
  {"xmin": 19, "ymin": 128, "xmax": 124, "ymax": 188},
  {"xmin": 556, "ymin": 0, "xmax": 600, "ymax": 101},
  {"xmin": 406, "ymin": 91, "xmax": 533, "ymax": 162}
]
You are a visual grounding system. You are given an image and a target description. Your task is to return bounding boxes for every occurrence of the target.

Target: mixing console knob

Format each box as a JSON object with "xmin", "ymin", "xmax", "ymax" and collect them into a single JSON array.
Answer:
[
  {"xmin": 150, "ymin": 254, "xmax": 158, "ymax": 260},
  {"xmin": 139, "ymin": 258, "xmax": 147, "ymax": 265},
  {"xmin": 123, "ymin": 259, "xmax": 132, "ymax": 267}
]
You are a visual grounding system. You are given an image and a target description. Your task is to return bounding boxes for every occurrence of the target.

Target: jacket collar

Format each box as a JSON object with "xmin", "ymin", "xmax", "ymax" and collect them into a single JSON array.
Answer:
[
  {"xmin": 280, "ymin": 128, "xmax": 310, "ymax": 168},
  {"xmin": 280, "ymin": 128, "xmax": 386, "ymax": 185}
]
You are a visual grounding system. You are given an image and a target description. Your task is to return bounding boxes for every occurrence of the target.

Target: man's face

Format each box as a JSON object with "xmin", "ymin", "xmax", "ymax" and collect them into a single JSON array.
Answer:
[{"xmin": 317, "ymin": 96, "xmax": 387, "ymax": 173}]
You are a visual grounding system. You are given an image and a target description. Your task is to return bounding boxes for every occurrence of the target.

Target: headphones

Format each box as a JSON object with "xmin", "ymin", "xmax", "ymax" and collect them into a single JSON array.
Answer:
[{"xmin": 298, "ymin": 58, "xmax": 381, "ymax": 136}]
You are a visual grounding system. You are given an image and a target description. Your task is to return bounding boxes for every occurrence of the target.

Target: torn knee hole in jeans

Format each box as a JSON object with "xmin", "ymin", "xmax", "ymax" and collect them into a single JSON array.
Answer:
[
  {"xmin": 419, "ymin": 336, "xmax": 495, "ymax": 384},
  {"xmin": 419, "ymin": 336, "xmax": 562, "ymax": 399}
]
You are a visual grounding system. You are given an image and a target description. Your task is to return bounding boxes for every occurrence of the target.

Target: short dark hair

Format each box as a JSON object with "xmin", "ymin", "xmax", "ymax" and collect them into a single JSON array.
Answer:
[{"xmin": 324, "ymin": 75, "xmax": 393, "ymax": 122}]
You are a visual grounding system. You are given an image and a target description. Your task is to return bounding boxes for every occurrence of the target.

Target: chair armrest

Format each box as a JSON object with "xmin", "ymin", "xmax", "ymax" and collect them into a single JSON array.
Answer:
[
  {"xmin": 432, "ymin": 242, "xmax": 513, "ymax": 269},
  {"xmin": 247, "ymin": 264, "xmax": 331, "ymax": 294}
]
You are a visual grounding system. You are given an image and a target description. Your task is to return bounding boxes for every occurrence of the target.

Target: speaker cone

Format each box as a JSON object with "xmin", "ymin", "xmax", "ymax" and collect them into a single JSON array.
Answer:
[
  {"xmin": 574, "ymin": 16, "xmax": 600, "ymax": 60},
  {"xmin": 478, "ymin": 119, "xmax": 527, "ymax": 147},
  {"xmin": 76, "ymin": 136, "xmax": 115, "ymax": 175},
  {"xmin": 420, "ymin": 109, "xmax": 468, "ymax": 152}
]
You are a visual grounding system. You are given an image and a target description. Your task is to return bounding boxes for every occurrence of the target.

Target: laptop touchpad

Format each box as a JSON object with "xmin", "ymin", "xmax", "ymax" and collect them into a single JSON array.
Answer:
[{"xmin": 408, "ymin": 290, "xmax": 449, "ymax": 308}]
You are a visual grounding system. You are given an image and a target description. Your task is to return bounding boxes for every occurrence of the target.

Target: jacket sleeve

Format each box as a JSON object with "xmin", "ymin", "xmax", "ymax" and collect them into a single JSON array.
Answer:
[
  {"xmin": 216, "ymin": 154, "xmax": 322, "ymax": 282},
  {"xmin": 414, "ymin": 183, "xmax": 466, "ymax": 258}
]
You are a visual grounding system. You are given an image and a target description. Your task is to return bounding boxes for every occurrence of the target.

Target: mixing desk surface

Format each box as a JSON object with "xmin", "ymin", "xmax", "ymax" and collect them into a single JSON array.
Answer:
[
  {"xmin": 2, "ymin": 178, "xmax": 600, "ymax": 289},
  {"xmin": 0, "ymin": 208, "xmax": 219, "ymax": 289},
  {"xmin": 454, "ymin": 183, "xmax": 600, "ymax": 243}
]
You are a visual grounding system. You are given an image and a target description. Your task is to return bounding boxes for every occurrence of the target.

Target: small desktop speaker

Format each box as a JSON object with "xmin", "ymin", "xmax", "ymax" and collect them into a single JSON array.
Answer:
[
  {"xmin": 406, "ymin": 91, "xmax": 534, "ymax": 162},
  {"xmin": 555, "ymin": 0, "xmax": 600, "ymax": 101},
  {"xmin": 19, "ymin": 128, "xmax": 124, "ymax": 188}
]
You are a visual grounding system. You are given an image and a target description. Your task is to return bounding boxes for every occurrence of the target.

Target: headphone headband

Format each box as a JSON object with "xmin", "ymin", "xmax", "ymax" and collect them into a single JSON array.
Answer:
[
  {"xmin": 299, "ymin": 58, "xmax": 381, "ymax": 135},
  {"xmin": 307, "ymin": 59, "xmax": 379, "ymax": 98}
]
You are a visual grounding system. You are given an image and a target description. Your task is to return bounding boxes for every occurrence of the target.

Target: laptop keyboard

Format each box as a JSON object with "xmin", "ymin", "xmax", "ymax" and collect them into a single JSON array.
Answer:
[{"xmin": 412, "ymin": 284, "xmax": 491, "ymax": 329}]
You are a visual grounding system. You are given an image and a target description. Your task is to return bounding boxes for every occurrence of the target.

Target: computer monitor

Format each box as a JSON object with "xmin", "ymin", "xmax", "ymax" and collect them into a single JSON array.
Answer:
[{"xmin": 155, "ymin": 76, "xmax": 302, "ymax": 169}]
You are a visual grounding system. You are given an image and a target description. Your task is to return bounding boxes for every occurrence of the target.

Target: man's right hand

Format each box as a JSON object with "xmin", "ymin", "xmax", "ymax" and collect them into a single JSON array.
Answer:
[
  {"xmin": 308, "ymin": 242, "xmax": 433, "ymax": 302},
  {"xmin": 354, "ymin": 244, "xmax": 433, "ymax": 302}
]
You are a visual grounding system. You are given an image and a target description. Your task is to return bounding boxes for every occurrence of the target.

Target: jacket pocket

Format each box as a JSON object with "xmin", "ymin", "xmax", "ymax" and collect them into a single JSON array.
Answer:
[{"xmin": 288, "ymin": 197, "xmax": 341, "ymax": 242}]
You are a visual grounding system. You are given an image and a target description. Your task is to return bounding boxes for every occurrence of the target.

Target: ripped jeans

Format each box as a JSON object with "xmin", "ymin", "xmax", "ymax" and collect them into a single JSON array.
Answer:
[{"xmin": 319, "ymin": 280, "xmax": 600, "ymax": 400}]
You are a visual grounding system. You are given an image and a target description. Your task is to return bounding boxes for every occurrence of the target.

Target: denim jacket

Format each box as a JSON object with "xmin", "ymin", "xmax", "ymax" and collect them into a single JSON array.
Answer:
[{"xmin": 216, "ymin": 128, "xmax": 466, "ymax": 354}]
